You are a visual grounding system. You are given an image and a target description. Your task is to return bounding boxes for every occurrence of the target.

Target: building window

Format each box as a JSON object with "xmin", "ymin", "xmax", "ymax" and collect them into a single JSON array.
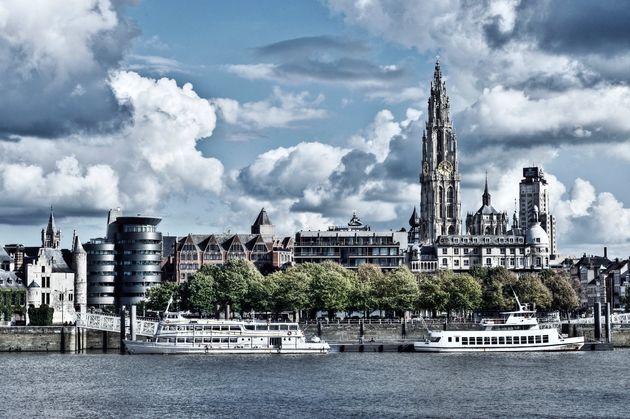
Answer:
[
  {"xmin": 485, "ymin": 258, "xmax": 491, "ymax": 266},
  {"xmin": 454, "ymin": 260, "xmax": 460, "ymax": 267},
  {"xmin": 464, "ymin": 248, "xmax": 469, "ymax": 255},
  {"xmin": 485, "ymin": 248, "xmax": 491, "ymax": 254},
  {"xmin": 442, "ymin": 258, "xmax": 448, "ymax": 266},
  {"xmin": 454, "ymin": 248, "xmax": 459, "ymax": 255},
  {"xmin": 441, "ymin": 248, "xmax": 447, "ymax": 255},
  {"xmin": 463, "ymin": 259, "xmax": 469, "ymax": 266}
]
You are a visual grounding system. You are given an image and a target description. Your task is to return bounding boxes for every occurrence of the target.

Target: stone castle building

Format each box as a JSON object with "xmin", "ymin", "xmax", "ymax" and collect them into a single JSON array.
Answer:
[{"xmin": 409, "ymin": 61, "xmax": 553, "ymax": 273}]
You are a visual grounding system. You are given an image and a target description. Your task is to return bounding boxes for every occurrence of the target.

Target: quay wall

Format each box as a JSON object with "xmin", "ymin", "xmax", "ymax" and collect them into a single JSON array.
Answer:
[{"xmin": 0, "ymin": 327, "xmax": 122, "ymax": 352}]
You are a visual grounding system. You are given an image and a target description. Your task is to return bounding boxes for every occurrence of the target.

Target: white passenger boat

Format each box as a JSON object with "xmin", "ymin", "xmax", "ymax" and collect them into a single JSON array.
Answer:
[
  {"xmin": 414, "ymin": 297, "xmax": 584, "ymax": 353},
  {"xmin": 124, "ymin": 312, "xmax": 330, "ymax": 355}
]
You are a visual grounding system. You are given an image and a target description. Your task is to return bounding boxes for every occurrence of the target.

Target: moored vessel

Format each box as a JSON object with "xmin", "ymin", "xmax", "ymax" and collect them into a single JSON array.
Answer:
[
  {"xmin": 124, "ymin": 312, "xmax": 330, "ymax": 355},
  {"xmin": 414, "ymin": 296, "xmax": 584, "ymax": 353}
]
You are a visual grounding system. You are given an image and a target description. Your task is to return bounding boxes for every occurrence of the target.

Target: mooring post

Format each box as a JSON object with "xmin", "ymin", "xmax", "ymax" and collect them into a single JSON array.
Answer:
[
  {"xmin": 130, "ymin": 305, "xmax": 137, "ymax": 341},
  {"xmin": 120, "ymin": 307, "xmax": 126, "ymax": 355},
  {"xmin": 604, "ymin": 302, "xmax": 612, "ymax": 344},
  {"xmin": 594, "ymin": 302, "xmax": 602, "ymax": 342},
  {"xmin": 60, "ymin": 326, "xmax": 66, "ymax": 354},
  {"xmin": 102, "ymin": 331, "xmax": 108, "ymax": 352}
]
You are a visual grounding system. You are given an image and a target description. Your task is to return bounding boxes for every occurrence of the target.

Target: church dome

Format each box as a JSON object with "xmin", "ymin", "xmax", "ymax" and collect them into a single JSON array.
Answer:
[{"xmin": 526, "ymin": 222, "xmax": 549, "ymax": 246}]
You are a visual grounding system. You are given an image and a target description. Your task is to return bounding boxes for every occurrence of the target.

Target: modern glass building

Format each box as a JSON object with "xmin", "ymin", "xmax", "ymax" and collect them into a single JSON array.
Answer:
[{"xmin": 86, "ymin": 209, "xmax": 162, "ymax": 309}]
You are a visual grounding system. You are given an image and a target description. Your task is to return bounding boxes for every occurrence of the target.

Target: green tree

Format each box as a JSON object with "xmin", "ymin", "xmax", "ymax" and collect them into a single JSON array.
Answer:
[
  {"xmin": 28, "ymin": 305, "xmax": 54, "ymax": 326},
  {"xmin": 378, "ymin": 266, "xmax": 419, "ymax": 317},
  {"xmin": 243, "ymin": 273, "xmax": 277, "ymax": 314},
  {"xmin": 541, "ymin": 270, "xmax": 580, "ymax": 314},
  {"xmin": 444, "ymin": 272, "xmax": 482, "ymax": 319},
  {"xmin": 214, "ymin": 258, "xmax": 263, "ymax": 318},
  {"xmin": 298, "ymin": 262, "xmax": 352, "ymax": 319},
  {"xmin": 145, "ymin": 282, "xmax": 180, "ymax": 312},
  {"xmin": 183, "ymin": 268, "xmax": 217, "ymax": 316},
  {"xmin": 417, "ymin": 273, "xmax": 448, "ymax": 317},
  {"xmin": 349, "ymin": 264, "xmax": 381, "ymax": 317},
  {"xmin": 512, "ymin": 273, "xmax": 552, "ymax": 309},
  {"xmin": 271, "ymin": 269, "xmax": 311, "ymax": 321},
  {"xmin": 471, "ymin": 266, "xmax": 517, "ymax": 310}
]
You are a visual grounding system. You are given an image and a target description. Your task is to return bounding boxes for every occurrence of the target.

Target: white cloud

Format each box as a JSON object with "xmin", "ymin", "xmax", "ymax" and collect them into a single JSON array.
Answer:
[
  {"xmin": 213, "ymin": 87, "xmax": 327, "ymax": 129},
  {"xmin": 225, "ymin": 63, "xmax": 278, "ymax": 80},
  {"xmin": 349, "ymin": 110, "xmax": 401, "ymax": 163}
]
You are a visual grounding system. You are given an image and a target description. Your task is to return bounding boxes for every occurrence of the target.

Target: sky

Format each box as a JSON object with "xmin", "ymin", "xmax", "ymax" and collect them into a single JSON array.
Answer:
[{"xmin": 1, "ymin": 0, "xmax": 629, "ymax": 259}]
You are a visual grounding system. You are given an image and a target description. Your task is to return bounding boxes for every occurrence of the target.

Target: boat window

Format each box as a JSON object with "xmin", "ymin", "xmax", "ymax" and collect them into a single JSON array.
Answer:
[
  {"xmin": 195, "ymin": 326, "xmax": 202, "ymax": 331},
  {"xmin": 455, "ymin": 337, "xmax": 459, "ymax": 343},
  {"xmin": 212, "ymin": 338, "xmax": 221, "ymax": 343},
  {"xmin": 186, "ymin": 338, "xmax": 193, "ymax": 343},
  {"xmin": 187, "ymin": 326, "xmax": 195, "ymax": 331},
  {"xmin": 230, "ymin": 337, "xmax": 237, "ymax": 343},
  {"xmin": 289, "ymin": 325, "xmax": 298, "ymax": 331},
  {"xmin": 194, "ymin": 338, "xmax": 202, "ymax": 343},
  {"xmin": 528, "ymin": 336, "xmax": 534, "ymax": 344},
  {"xmin": 203, "ymin": 338, "xmax": 212, "ymax": 343},
  {"xmin": 543, "ymin": 335, "xmax": 549, "ymax": 343},
  {"xmin": 245, "ymin": 325, "xmax": 255, "ymax": 330},
  {"xmin": 520, "ymin": 336, "xmax": 527, "ymax": 344},
  {"xmin": 491, "ymin": 337, "xmax": 497, "ymax": 345},
  {"xmin": 499, "ymin": 337, "xmax": 505, "ymax": 344},
  {"xmin": 448, "ymin": 337, "xmax": 452, "ymax": 343},
  {"xmin": 202, "ymin": 326, "xmax": 210, "ymax": 331},
  {"xmin": 476, "ymin": 337, "xmax": 482, "ymax": 345},
  {"xmin": 256, "ymin": 325, "xmax": 267, "ymax": 331},
  {"xmin": 535, "ymin": 335, "xmax": 541, "ymax": 344},
  {"xmin": 505, "ymin": 336, "xmax": 512, "ymax": 344},
  {"xmin": 177, "ymin": 338, "xmax": 185, "ymax": 343},
  {"xmin": 462, "ymin": 337, "xmax": 468, "ymax": 345},
  {"xmin": 212, "ymin": 326, "xmax": 221, "ymax": 331},
  {"xmin": 230, "ymin": 326, "xmax": 240, "ymax": 331},
  {"xmin": 269, "ymin": 325, "xmax": 280, "ymax": 331},
  {"xmin": 430, "ymin": 336, "xmax": 441, "ymax": 342},
  {"xmin": 279, "ymin": 325, "xmax": 288, "ymax": 331},
  {"xmin": 483, "ymin": 337, "xmax": 490, "ymax": 345}
]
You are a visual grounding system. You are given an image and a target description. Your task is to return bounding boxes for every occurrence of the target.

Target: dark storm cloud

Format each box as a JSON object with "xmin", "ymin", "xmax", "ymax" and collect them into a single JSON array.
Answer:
[
  {"xmin": 329, "ymin": 150, "xmax": 376, "ymax": 192},
  {"xmin": 0, "ymin": 2, "xmax": 138, "ymax": 138},
  {"xmin": 255, "ymin": 35, "xmax": 368, "ymax": 57},
  {"xmin": 380, "ymin": 131, "xmax": 421, "ymax": 181},
  {"xmin": 484, "ymin": 0, "xmax": 630, "ymax": 55},
  {"xmin": 0, "ymin": 206, "xmax": 105, "ymax": 227}
]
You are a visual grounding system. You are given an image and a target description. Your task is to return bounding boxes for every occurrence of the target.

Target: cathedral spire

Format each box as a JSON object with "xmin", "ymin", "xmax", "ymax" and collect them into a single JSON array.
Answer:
[
  {"xmin": 482, "ymin": 172, "xmax": 491, "ymax": 206},
  {"xmin": 42, "ymin": 206, "xmax": 61, "ymax": 248}
]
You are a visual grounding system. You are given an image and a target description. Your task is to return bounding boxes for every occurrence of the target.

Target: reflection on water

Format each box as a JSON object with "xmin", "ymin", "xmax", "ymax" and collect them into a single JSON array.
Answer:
[{"xmin": 1, "ymin": 351, "xmax": 629, "ymax": 418}]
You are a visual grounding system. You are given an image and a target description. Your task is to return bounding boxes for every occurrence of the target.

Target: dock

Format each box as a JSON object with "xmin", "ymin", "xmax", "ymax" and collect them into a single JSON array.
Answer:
[{"xmin": 329, "ymin": 342, "xmax": 415, "ymax": 352}]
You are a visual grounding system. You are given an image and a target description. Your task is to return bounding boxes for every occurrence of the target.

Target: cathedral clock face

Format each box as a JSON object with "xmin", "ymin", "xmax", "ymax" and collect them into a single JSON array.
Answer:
[
  {"xmin": 422, "ymin": 161, "xmax": 429, "ymax": 176},
  {"xmin": 437, "ymin": 160, "xmax": 453, "ymax": 176}
]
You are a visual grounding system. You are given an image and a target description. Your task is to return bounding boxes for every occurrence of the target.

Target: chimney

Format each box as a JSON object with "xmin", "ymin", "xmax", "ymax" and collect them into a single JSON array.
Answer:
[{"xmin": 604, "ymin": 247, "xmax": 608, "ymax": 259}]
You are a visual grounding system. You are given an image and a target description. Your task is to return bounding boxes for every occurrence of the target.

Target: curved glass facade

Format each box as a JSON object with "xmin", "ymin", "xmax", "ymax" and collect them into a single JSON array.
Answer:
[{"xmin": 84, "ymin": 239, "xmax": 116, "ymax": 307}]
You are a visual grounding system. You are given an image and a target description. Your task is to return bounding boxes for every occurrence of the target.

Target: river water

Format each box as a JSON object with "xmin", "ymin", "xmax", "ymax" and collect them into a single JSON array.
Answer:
[{"xmin": 1, "ymin": 350, "xmax": 628, "ymax": 418}]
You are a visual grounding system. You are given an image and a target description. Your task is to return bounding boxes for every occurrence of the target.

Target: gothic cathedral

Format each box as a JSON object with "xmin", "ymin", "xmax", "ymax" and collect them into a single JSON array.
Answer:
[{"xmin": 417, "ymin": 60, "xmax": 461, "ymax": 242}]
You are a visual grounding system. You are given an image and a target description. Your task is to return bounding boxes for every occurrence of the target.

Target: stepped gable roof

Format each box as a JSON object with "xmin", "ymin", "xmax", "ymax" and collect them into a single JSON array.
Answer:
[
  {"xmin": 252, "ymin": 208, "xmax": 272, "ymax": 226},
  {"xmin": 221, "ymin": 234, "xmax": 245, "ymax": 252},
  {"xmin": 39, "ymin": 248, "xmax": 73, "ymax": 273}
]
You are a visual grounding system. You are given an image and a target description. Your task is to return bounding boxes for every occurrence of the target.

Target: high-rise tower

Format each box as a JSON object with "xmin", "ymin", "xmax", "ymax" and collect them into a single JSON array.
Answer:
[
  {"xmin": 418, "ymin": 60, "xmax": 461, "ymax": 242},
  {"xmin": 519, "ymin": 167, "xmax": 557, "ymax": 258}
]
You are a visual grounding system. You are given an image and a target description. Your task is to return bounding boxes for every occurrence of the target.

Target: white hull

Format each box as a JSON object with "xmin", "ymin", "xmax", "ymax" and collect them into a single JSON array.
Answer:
[
  {"xmin": 124, "ymin": 340, "xmax": 329, "ymax": 355},
  {"xmin": 414, "ymin": 337, "xmax": 584, "ymax": 353}
]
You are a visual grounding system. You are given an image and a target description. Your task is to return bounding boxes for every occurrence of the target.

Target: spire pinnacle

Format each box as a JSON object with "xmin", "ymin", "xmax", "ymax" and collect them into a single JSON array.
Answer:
[{"xmin": 482, "ymin": 172, "xmax": 491, "ymax": 207}]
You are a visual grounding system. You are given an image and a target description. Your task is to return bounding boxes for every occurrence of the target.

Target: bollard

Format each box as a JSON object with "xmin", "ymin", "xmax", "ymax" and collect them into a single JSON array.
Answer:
[
  {"xmin": 60, "ymin": 326, "xmax": 66, "ymax": 353},
  {"xmin": 102, "ymin": 331, "xmax": 108, "ymax": 352},
  {"xmin": 604, "ymin": 303, "xmax": 612, "ymax": 344},
  {"xmin": 120, "ymin": 307, "xmax": 126, "ymax": 355},
  {"xmin": 594, "ymin": 302, "xmax": 602, "ymax": 341},
  {"xmin": 130, "ymin": 305, "xmax": 137, "ymax": 341}
]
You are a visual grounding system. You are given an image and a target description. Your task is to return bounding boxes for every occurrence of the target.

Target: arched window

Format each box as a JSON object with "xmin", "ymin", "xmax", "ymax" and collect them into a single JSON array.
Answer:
[
  {"xmin": 447, "ymin": 187, "xmax": 454, "ymax": 218},
  {"xmin": 448, "ymin": 225, "xmax": 455, "ymax": 235}
]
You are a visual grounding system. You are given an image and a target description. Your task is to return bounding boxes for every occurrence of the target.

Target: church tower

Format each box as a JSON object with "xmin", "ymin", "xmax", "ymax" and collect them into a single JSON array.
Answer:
[
  {"xmin": 418, "ymin": 60, "xmax": 461, "ymax": 242},
  {"xmin": 41, "ymin": 206, "xmax": 61, "ymax": 249}
]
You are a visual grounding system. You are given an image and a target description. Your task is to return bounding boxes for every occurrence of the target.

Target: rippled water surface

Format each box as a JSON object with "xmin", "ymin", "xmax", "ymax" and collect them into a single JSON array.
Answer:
[{"xmin": 1, "ymin": 350, "xmax": 629, "ymax": 418}]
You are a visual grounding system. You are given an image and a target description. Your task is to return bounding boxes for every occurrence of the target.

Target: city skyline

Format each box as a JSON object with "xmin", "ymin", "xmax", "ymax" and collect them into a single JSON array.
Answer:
[{"xmin": 1, "ymin": 1, "xmax": 629, "ymax": 258}]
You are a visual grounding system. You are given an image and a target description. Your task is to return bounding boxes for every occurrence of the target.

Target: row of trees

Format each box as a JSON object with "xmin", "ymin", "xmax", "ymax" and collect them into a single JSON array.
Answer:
[{"xmin": 146, "ymin": 260, "xmax": 581, "ymax": 320}]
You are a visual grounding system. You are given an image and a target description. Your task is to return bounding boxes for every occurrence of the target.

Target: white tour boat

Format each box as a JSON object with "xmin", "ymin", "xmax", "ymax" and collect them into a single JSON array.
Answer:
[
  {"xmin": 414, "ymin": 297, "xmax": 584, "ymax": 353},
  {"xmin": 124, "ymin": 312, "xmax": 330, "ymax": 355}
]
